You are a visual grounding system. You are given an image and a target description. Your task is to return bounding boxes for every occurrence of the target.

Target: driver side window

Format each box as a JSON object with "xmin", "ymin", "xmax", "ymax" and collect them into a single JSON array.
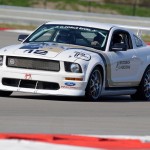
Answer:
[{"xmin": 111, "ymin": 30, "xmax": 133, "ymax": 50}]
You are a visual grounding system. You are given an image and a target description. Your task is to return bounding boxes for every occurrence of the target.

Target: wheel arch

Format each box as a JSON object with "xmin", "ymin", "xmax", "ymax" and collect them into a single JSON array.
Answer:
[
  {"xmin": 131, "ymin": 64, "xmax": 150, "ymax": 101},
  {"xmin": 140, "ymin": 64, "xmax": 150, "ymax": 84},
  {"xmin": 85, "ymin": 64, "xmax": 104, "ymax": 90}
]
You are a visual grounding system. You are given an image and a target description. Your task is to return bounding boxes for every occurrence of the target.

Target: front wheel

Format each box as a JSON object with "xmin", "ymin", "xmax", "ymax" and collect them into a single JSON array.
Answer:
[
  {"xmin": 131, "ymin": 66, "xmax": 150, "ymax": 101},
  {"xmin": 0, "ymin": 91, "xmax": 12, "ymax": 97},
  {"xmin": 85, "ymin": 67, "xmax": 102, "ymax": 101}
]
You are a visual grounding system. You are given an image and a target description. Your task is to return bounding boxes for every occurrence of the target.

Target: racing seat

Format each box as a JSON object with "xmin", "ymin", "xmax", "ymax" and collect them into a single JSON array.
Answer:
[
  {"xmin": 56, "ymin": 30, "xmax": 75, "ymax": 44},
  {"xmin": 112, "ymin": 34, "xmax": 123, "ymax": 45},
  {"xmin": 110, "ymin": 33, "xmax": 128, "ymax": 51},
  {"xmin": 93, "ymin": 33, "xmax": 104, "ymax": 45}
]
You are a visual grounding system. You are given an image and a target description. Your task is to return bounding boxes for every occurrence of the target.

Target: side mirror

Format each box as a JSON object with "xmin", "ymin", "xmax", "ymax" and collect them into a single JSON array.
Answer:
[
  {"xmin": 18, "ymin": 34, "xmax": 29, "ymax": 42},
  {"xmin": 111, "ymin": 43, "xmax": 127, "ymax": 51}
]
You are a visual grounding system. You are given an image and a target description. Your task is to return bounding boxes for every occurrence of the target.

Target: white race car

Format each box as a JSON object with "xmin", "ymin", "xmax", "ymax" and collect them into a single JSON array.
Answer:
[{"xmin": 0, "ymin": 21, "xmax": 150, "ymax": 101}]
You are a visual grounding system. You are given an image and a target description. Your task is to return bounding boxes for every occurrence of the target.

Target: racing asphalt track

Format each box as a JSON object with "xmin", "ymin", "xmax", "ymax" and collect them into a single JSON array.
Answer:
[{"xmin": 0, "ymin": 31, "xmax": 150, "ymax": 136}]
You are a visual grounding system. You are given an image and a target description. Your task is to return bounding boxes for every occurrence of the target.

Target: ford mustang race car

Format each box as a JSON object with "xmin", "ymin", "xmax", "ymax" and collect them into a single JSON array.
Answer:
[{"xmin": 0, "ymin": 21, "xmax": 150, "ymax": 101}]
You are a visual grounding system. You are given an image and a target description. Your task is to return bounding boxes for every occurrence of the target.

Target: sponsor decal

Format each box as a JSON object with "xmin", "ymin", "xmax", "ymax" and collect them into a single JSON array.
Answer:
[
  {"xmin": 61, "ymin": 82, "xmax": 80, "ymax": 89},
  {"xmin": 25, "ymin": 73, "xmax": 32, "ymax": 80},
  {"xmin": 65, "ymin": 82, "xmax": 76, "ymax": 86},
  {"xmin": 74, "ymin": 51, "xmax": 91, "ymax": 61},
  {"xmin": 61, "ymin": 86, "xmax": 80, "ymax": 89},
  {"xmin": 116, "ymin": 61, "xmax": 130, "ymax": 70},
  {"xmin": 54, "ymin": 25, "xmax": 97, "ymax": 32}
]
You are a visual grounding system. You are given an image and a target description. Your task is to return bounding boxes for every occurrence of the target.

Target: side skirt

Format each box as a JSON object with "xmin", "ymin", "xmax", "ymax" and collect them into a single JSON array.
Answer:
[{"xmin": 101, "ymin": 87, "xmax": 137, "ymax": 96}]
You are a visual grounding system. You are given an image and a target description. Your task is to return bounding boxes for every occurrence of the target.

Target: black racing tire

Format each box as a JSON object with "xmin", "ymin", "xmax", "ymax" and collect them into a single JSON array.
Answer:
[
  {"xmin": 131, "ymin": 66, "xmax": 150, "ymax": 101},
  {"xmin": 0, "ymin": 91, "xmax": 12, "ymax": 97},
  {"xmin": 85, "ymin": 67, "xmax": 102, "ymax": 101}
]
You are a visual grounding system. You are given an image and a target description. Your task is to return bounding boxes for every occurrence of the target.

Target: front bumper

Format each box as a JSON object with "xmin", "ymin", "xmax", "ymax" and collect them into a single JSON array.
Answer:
[{"xmin": 0, "ymin": 67, "xmax": 87, "ymax": 96}]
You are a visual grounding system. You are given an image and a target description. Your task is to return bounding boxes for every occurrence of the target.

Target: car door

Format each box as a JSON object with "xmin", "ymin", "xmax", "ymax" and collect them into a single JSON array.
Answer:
[{"xmin": 108, "ymin": 30, "xmax": 141, "ymax": 87}]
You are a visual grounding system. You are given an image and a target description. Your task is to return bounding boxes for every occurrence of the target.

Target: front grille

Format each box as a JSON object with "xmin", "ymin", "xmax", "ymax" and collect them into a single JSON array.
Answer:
[
  {"xmin": 2, "ymin": 78, "xmax": 60, "ymax": 90},
  {"xmin": 6, "ymin": 56, "xmax": 60, "ymax": 72}
]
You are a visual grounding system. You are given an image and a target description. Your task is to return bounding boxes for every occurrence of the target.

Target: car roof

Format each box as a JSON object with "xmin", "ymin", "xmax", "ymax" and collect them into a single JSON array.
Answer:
[{"xmin": 45, "ymin": 20, "xmax": 115, "ymax": 30}]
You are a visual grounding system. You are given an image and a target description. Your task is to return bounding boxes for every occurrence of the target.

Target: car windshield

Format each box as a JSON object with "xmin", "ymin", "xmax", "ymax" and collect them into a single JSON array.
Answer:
[{"xmin": 24, "ymin": 24, "xmax": 109, "ymax": 51}]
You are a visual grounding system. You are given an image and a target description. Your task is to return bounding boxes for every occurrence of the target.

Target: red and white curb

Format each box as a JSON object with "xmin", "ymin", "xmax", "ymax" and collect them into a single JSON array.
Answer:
[{"xmin": 0, "ymin": 134, "xmax": 150, "ymax": 149}]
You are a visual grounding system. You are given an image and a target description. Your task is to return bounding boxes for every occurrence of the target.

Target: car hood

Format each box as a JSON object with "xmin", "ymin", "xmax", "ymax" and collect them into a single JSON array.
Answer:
[{"xmin": 0, "ymin": 42, "xmax": 94, "ymax": 61}]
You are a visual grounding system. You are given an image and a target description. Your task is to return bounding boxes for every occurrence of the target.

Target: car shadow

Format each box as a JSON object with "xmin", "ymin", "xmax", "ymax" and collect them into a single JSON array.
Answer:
[
  {"xmin": 9, "ymin": 93, "xmax": 145, "ymax": 103},
  {"xmin": 11, "ymin": 94, "xmax": 88, "ymax": 102}
]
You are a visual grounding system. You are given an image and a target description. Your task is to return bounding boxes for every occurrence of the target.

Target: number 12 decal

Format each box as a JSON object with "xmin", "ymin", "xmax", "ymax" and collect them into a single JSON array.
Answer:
[{"xmin": 24, "ymin": 49, "xmax": 48, "ymax": 55}]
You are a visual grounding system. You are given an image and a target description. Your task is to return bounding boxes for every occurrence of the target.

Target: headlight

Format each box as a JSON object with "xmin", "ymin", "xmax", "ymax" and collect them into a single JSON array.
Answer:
[
  {"xmin": 70, "ymin": 63, "xmax": 80, "ymax": 73},
  {"xmin": 64, "ymin": 62, "xmax": 82, "ymax": 73},
  {"xmin": 0, "ymin": 56, "xmax": 3, "ymax": 66}
]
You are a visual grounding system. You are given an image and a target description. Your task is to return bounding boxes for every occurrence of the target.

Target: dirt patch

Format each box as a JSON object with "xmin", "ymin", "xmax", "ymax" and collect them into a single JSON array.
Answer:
[
  {"xmin": 33, "ymin": 2, "xmax": 60, "ymax": 9},
  {"xmin": 32, "ymin": 1, "xmax": 118, "ymax": 14},
  {"xmin": 0, "ymin": 23, "xmax": 36, "ymax": 30}
]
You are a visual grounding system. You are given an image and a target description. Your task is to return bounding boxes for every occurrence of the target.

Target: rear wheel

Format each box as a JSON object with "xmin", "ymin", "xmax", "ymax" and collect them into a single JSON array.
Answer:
[
  {"xmin": 131, "ymin": 66, "xmax": 150, "ymax": 101},
  {"xmin": 0, "ymin": 91, "xmax": 12, "ymax": 97},
  {"xmin": 85, "ymin": 67, "xmax": 102, "ymax": 101}
]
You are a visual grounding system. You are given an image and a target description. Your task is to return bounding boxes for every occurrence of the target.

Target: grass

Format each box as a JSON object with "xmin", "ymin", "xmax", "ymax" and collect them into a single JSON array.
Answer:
[{"xmin": 0, "ymin": 0, "xmax": 34, "ymax": 7}]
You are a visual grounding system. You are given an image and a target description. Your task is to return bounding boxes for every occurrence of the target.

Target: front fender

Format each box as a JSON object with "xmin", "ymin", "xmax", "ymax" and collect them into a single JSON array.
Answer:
[{"xmin": 76, "ymin": 53, "xmax": 105, "ymax": 83}]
